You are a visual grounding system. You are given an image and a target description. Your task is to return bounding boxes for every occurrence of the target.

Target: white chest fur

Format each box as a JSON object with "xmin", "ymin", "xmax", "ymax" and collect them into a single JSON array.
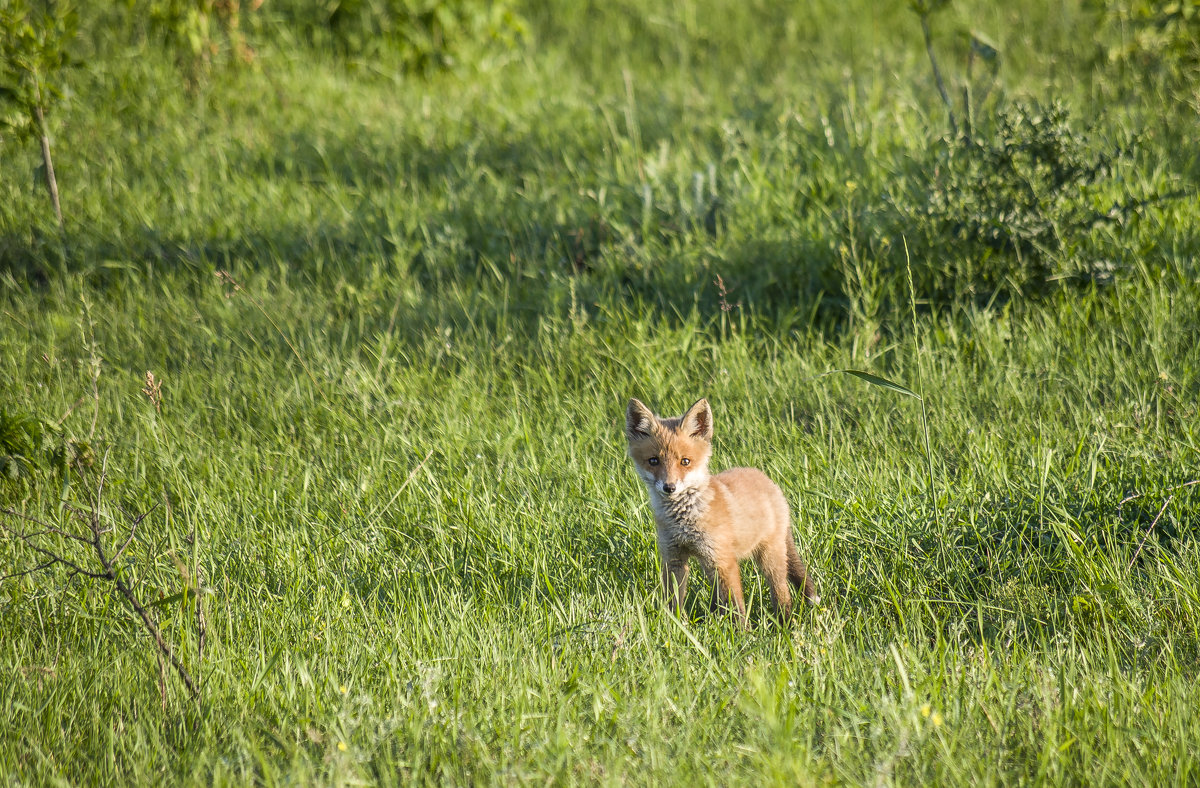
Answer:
[{"xmin": 648, "ymin": 484, "xmax": 713, "ymax": 557}]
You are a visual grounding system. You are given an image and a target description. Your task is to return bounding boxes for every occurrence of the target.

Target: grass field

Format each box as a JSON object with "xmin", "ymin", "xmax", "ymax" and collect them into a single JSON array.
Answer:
[{"xmin": 2, "ymin": 0, "xmax": 1200, "ymax": 784}]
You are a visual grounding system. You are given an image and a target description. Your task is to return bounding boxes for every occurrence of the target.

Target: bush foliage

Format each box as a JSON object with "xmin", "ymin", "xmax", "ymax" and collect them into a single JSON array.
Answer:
[
  {"xmin": 0, "ymin": 406, "xmax": 91, "ymax": 491},
  {"xmin": 895, "ymin": 102, "xmax": 1137, "ymax": 300}
]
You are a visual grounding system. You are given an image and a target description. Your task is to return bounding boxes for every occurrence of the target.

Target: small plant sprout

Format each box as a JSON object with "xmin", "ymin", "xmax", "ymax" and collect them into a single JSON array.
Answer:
[{"xmin": 0, "ymin": 0, "xmax": 78, "ymax": 229}]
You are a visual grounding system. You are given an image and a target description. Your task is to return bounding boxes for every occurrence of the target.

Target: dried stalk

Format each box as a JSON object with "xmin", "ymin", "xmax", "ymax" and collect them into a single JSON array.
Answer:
[{"xmin": 33, "ymin": 79, "xmax": 64, "ymax": 231}]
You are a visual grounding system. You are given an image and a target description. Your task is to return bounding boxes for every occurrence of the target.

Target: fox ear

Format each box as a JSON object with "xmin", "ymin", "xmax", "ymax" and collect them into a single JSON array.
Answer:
[
  {"xmin": 681, "ymin": 398, "xmax": 713, "ymax": 441},
  {"xmin": 626, "ymin": 398, "xmax": 657, "ymax": 441}
]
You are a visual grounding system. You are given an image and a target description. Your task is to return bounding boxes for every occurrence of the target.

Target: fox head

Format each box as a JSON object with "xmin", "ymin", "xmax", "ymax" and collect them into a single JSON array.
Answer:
[{"xmin": 625, "ymin": 397, "xmax": 713, "ymax": 497}]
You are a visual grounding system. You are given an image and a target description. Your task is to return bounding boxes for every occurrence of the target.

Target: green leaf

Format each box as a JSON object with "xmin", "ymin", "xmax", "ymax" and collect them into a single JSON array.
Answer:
[
  {"xmin": 828, "ymin": 369, "xmax": 923, "ymax": 401},
  {"xmin": 970, "ymin": 30, "xmax": 999, "ymax": 61},
  {"xmin": 148, "ymin": 590, "xmax": 190, "ymax": 610},
  {"xmin": 250, "ymin": 647, "xmax": 284, "ymax": 695}
]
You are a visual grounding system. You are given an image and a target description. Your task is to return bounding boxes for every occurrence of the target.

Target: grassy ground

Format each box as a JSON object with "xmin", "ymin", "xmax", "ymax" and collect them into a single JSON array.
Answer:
[{"xmin": 2, "ymin": 1, "xmax": 1200, "ymax": 784}]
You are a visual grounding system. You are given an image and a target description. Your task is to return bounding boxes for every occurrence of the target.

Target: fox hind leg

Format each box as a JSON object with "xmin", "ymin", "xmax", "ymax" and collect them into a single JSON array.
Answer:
[
  {"xmin": 758, "ymin": 543, "xmax": 793, "ymax": 622},
  {"xmin": 786, "ymin": 539, "xmax": 819, "ymax": 605}
]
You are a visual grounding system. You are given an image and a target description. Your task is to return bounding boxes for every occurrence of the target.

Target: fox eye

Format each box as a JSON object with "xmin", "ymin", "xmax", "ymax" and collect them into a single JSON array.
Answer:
[
  {"xmin": 680, "ymin": 458, "xmax": 691, "ymax": 466},
  {"xmin": 647, "ymin": 457, "xmax": 660, "ymax": 466}
]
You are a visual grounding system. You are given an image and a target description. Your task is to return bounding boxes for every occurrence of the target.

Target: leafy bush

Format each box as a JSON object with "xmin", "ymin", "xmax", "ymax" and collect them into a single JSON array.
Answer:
[
  {"xmin": 0, "ymin": 0, "xmax": 76, "ymax": 136},
  {"xmin": 1088, "ymin": 0, "xmax": 1200, "ymax": 81},
  {"xmin": 0, "ymin": 406, "xmax": 91, "ymax": 491},
  {"xmin": 125, "ymin": 0, "xmax": 258, "ymax": 77},
  {"xmin": 120, "ymin": 0, "xmax": 526, "ymax": 76},
  {"xmin": 891, "ymin": 102, "xmax": 1137, "ymax": 300},
  {"xmin": 0, "ymin": 0, "xmax": 78, "ymax": 227},
  {"xmin": 272, "ymin": 0, "xmax": 526, "ymax": 72}
]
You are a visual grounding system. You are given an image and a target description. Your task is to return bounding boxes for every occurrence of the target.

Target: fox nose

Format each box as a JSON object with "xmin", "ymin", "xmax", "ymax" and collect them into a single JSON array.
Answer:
[{"xmin": 661, "ymin": 483, "xmax": 676, "ymax": 494}]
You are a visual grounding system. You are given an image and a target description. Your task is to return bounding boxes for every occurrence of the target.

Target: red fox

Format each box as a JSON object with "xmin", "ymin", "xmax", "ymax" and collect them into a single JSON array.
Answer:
[{"xmin": 625, "ymin": 397, "xmax": 818, "ymax": 626}]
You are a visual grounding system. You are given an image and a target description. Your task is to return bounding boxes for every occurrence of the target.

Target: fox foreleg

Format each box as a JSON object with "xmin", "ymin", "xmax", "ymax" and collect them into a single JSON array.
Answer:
[
  {"xmin": 702, "ymin": 560, "xmax": 749, "ymax": 627},
  {"xmin": 661, "ymin": 553, "xmax": 689, "ymax": 615}
]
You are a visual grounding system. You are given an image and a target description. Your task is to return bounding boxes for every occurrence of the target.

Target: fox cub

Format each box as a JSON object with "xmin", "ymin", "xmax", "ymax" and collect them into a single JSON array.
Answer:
[{"xmin": 625, "ymin": 397, "xmax": 818, "ymax": 625}]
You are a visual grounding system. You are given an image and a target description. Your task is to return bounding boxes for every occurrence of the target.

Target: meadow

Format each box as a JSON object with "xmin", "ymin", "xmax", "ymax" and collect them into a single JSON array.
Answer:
[{"xmin": 2, "ymin": 0, "xmax": 1199, "ymax": 783}]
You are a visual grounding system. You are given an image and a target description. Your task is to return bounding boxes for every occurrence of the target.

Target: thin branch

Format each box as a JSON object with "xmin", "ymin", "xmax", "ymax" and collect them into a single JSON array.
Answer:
[
  {"xmin": 33, "ymin": 78, "xmax": 63, "ymax": 231},
  {"xmin": 1, "ymin": 509, "xmax": 93, "ymax": 545},
  {"xmin": 1119, "ymin": 479, "xmax": 1199, "ymax": 507},
  {"xmin": 111, "ymin": 574, "xmax": 201, "ymax": 699},
  {"xmin": 1, "ymin": 472, "xmax": 201, "ymax": 701},
  {"xmin": 24, "ymin": 527, "xmax": 95, "ymax": 545},
  {"xmin": 0, "ymin": 559, "xmax": 56, "ymax": 582},
  {"xmin": 1127, "ymin": 495, "xmax": 1173, "ymax": 572},
  {"xmin": 111, "ymin": 503, "xmax": 159, "ymax": 565},
  {"xmin": 131, "ymin": 505, "xmax": 159, "ymax": 526},
  {"xmin": 919, "ymin": 13, "xmax": 958, "ymax": 137},
  {"xmin": 179, "ymin": 486, "xmax": 206, "ymax": 723},
  {"xmin": 195, "ymin": 576, "xmax": 206, "ymax": 700},
  {"xmin": 18, "ymin": 542, "xmax": 108, "ymax": 580}
]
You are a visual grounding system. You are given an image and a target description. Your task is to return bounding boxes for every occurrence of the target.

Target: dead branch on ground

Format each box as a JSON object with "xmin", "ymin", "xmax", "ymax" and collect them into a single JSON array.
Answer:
[{"xmin": 1, "ymin": 454, "xmax": 201, "ymax": 703}]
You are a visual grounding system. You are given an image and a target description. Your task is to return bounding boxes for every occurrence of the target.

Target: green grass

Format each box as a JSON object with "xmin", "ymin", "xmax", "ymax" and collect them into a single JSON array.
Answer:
[{"xmin": 2, "ymin": 1, "xmax": 1200, "ymax": 784}]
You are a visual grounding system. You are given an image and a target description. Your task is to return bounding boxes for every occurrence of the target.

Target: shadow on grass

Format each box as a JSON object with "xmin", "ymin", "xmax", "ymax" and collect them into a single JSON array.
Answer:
[
  {"xmin": 825, "ymin": 480, "xmax": 1200, "ymax": 656},
  {"xmin": 0, "ymin": 107, "xmax": 857, "ymax": 342}
]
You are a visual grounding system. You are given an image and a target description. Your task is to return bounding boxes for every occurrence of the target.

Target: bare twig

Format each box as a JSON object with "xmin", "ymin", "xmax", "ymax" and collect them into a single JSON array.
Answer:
[
  {"xmin": 109, "ymin": 570, "xmax": 200, "ymax": 699},
  {"xmin": 111, "ymin": 503, "xmax": 159, "ymax": 565},
  {"xmin": 195, "ymin": 570, "xmax": 206, "ymax": 702},
  {"xmin": 0, "ymin": 462, "xmax": 201, "ymax": 701},
  {"xmin": 1119, "ymin": 479, "xmax": 1199, "ymax": 507},
  {"xmin": 0, "ymin": 559, "xmax": 56, "ymax": 582},
  {"xmin": 919, "ymin": 13, "xmax": 958, "ymax": 137},
  {"xmin": 186, "ymin": 490, "xmax": 206, "ymax": 719},
  {"xmin": 0, "ymin": 509, "xmax": 95, "ymax": 545},
  {"xmin": 1127, "ymin": 495, "xmax": 1173, "ymax": 572},
  {"xmin": 0, "ymin": 525, "xmax": 110, "ymax": 580},
  {"xmin": 33, "ymin": 80, "xmax": 63, "ymax": 231}
]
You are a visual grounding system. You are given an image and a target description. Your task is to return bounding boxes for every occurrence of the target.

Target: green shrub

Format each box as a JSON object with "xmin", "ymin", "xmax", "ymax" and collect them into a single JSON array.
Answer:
[
  {"xmin": 1088, "ymin": 0, "xmax": 1200, "ymax": 82},
  {"xmin": 892, "ymin": 102, "xmax": 1136, "ymax": 300},
  {"xmin": 0, "ymin": 0, "xmax": 78, "ymax": 227},
  {"xmin": 0, "ymin": 406, "xmax": 91, "ymax": 492},
  {"xmin": 123, "ymin": 0, "xmax": 529, "ymax": 77},
  {"xmin": 125, "ymin": 0, "xmax": 258, "ymax": 77},
  {"xmin": 272, "ymin": 0, "xmax": 526, "ymax": 72}
]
